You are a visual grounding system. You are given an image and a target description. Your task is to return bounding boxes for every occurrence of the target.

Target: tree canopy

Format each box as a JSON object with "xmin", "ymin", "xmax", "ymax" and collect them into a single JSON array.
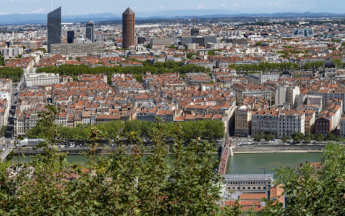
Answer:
[
  {"xmin": 264, "ymin": 143, "xmax": 345, "ymax": 215},
  {"xmin": 26, "ymin": 119, "xmax": 225, "ymax": 143},
  {"xmin": 0, "ymin": 67, "xmax": 23, "ymax": 81},
  {"xmin": 0, "ymin": 55, "xmax": 4, "ymax": 66},
  {"xmin": 0, "ymin": 106, "xmax": 239, "ymax": 215},
  {"xmin": 36, "ymin": 62, "xmax": 209, "ymax": 77}
]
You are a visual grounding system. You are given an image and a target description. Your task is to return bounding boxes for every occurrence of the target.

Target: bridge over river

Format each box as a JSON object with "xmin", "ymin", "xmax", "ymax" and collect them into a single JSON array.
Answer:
[{"xmin": 218, "ymin": 136, "xmax": 234, "ymax": 175}]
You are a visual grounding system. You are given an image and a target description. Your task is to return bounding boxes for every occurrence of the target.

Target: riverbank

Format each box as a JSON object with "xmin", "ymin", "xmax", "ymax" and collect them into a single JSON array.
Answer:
[
  {"xmin": 13, "ymin": 146, "xmax": 220, "ymax": 156},
  {"xmin": 235, "ymin": 150, "xmax": 322, "ymax": 153},
  {"xmin": 234, "ymin": 144, "xmax": 326, "ymax": 153},
  {"xmin": 8, "ymin": 152, "xmax": 324, "ymax": 175}
]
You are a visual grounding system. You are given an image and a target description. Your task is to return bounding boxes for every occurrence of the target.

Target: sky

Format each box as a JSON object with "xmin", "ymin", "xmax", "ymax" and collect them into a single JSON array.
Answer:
[{"xmin": 1, "ymin": 0, "xmax": 345, "ymax": 16}]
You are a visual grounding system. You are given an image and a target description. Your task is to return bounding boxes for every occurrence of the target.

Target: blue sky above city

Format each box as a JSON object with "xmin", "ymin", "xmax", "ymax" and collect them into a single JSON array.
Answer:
[{"xmin": 1, "ymin": 0, "xmax": 345, "ymax": 15}]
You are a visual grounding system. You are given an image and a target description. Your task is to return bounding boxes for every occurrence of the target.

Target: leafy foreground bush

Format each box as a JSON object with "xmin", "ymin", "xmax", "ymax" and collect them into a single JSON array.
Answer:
[
  {"xmin": 262, "ymin": 142, "xmax": 345, "ymax": 216},
  {"xmin": 0, "ymin": 106, "xmax": 241, "ymax": 215},
  {"xmin": 2, "ymin": 106, "xmax": 345, "ymax": 215}
]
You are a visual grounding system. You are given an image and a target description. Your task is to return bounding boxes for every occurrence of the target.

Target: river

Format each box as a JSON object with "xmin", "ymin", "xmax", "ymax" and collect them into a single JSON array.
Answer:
[{"xmin": 8, "ymin": 152, "xmax": 323, "ymax": 175}]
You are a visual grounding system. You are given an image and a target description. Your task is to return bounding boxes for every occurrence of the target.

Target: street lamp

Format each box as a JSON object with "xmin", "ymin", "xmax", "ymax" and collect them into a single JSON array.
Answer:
[{"xmin": 258, "ymin": 168, "xmax": 266, "ymax": 174}]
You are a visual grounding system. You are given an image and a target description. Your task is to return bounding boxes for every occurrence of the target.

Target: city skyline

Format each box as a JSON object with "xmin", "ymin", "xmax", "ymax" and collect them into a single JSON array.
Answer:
[{"xmin": 1, "ymin": 0, "xmax": 345, "ymax": 16}]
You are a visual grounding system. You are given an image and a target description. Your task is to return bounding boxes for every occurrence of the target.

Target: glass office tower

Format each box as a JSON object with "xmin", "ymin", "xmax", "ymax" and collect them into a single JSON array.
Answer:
[
  {"xmin": 48, "ymin": 7, "xmax": 61, "ymax": 53},
  {"xmin": 67, "ymin": 30, "xmax": 74, "ymax": 44},
  {"xmin": 86, "ymin": 21, "xmax": 95, "ymax": 43}
]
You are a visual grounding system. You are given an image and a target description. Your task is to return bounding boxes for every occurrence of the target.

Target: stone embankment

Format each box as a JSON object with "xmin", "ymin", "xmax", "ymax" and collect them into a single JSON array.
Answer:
[{"xmin": 234, "ymin": 144, "xmax": 325, "ymax": 153}]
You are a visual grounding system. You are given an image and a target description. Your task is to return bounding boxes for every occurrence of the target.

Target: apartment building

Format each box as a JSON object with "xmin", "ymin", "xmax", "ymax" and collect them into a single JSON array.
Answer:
[
  {"xmin": 313, "ymin": 99, "xmax": 341, "ymax": 135},
  {"xmin": 185, "ymin": 73, "xmax": 211, "ymax": 85},
  {"xmin": 304, "ymin": 110, "xmax": 316, "ymax": 134},
  {"xmin": 251, "ymin": 109, "xmax": 279, "ymax": 137},
  {"xmin": 307, "ymin": 88, "xmax": 345, "ymax": 113},
  {"xmin": 275, "ymin": 85, "xmax": 300, "ymax": 108},
  {"xmin": 233, "ymin": 83, "xmax": 271, "ymax": 104},
  {"xmin": 247, "ymin": 74, "xmax": 279, "ymax": 84},
  {"xmin": 315, "ymin": 115, "xmax": 332, "ymax": 135},
  {"xmin": 224, "ymin": 174, "xmax": 273, "ymax": 194},
  {"xmin": 298, "ymin": 105, "xmax": 322, "ymax": 118},
  {"xmin": 278, "ymin": 110, "xmax": 305, "ymax": 138},
  {"xmin": 137, "ymin": 109, "xmax": 159, "ymax": 122},
  {"xmin": 24, "ymin": 73, "xmax": 60, "ymax": 87},
  {"xmin": 234, "ymin": 105, "xmax": 252, "ymax": 137}
]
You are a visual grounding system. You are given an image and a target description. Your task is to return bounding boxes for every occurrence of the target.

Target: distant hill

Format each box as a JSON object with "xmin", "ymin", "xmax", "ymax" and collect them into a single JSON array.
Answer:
[
  {"xmin": 0, "ymin": 13, "xmax": 121, "ymax": 25},
  {"xmin": 0, "ymin": 11, "xmax": 344, "ymax": 25}
]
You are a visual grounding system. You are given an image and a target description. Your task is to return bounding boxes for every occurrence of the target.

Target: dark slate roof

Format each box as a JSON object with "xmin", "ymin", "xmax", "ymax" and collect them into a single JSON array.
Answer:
[{"xmin": 324, "ymin": 57, "xmax": 336, "ymax": 69}]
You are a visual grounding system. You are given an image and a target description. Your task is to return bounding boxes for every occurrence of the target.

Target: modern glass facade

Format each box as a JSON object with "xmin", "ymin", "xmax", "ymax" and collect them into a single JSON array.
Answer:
[
  {"xmin": 67, "ymin": 30, "xmax": 74, "ymax": 44},
  {"xmin": 47, "ymin": 7, "xmax": 61, "ymax": 53},
  {"xmin": 86, "ymin": 21, "xmax": 95, "ymax": 43}
]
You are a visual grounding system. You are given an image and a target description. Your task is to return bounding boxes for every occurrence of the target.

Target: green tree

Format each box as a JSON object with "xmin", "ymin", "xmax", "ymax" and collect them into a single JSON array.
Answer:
[
  {"xmin": 325, "ymin": 132, "xmax": 336, "ymax": 141},
  {"xmin": 269, "ymin": 143, "xmax": 345, "ymax": 215},
  {"xmin": 293, "ymin": 132, "xmax": 304, "ymax": 142},
  {"xmin": 186, "ymin": 53, "xmax": 197, "ymax": 59},
  {"xmin": 0, "ymin": 67, "xmax": 24, "ymax": 81},
  {"xmin": 281, "ymin": 136, "xmax": 289, "ymax": 142},
  {"xmin": 255, "ymin": 42, "xmax": 263, "ymax": 46},
  {"xmin": 0, "ymin": 126, "xmax": 7, "ymax": 136},
  {"xmin": 0, "ymin": 55, "xmax": 4, "ymax": 66},
  {"xmin": 333, "ymin": 59, "xmax": 343, "ymax": 68},
  {"xmin": 0, "ymin": 107, "xmax": 238, "ymax": 215},
  {"xmin": 304, "ymin": 136, "xmax": 311, "ymax": 142},
  {"xmin": 316, "ymin": 133, "xmax": 324, "ymax": 142},
  {"xmin": 264, "ymin": 134, "xmax": 274, "ymax": 141},
  {"xmin": 305, "ymin": 132, "xmax": 315, "ymax": 140},
  {"xmin": 254, "ymin": 134, "xmax": 263, "ymax": 142},
  {"xmin": 37, "ymin": 47, "xmax": 46, "ymax": 53}
]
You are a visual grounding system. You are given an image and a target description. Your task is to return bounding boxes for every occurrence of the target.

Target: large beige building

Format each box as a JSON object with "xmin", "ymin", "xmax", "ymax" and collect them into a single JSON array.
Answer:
[
  {"xmin": 24, "ymin": 73, "xmax": 59, "ymax": 87},
  {"xmin": 275, "ymin": 85, "xmax": 300, "ymax": 108},
  {"xmin": 247, "ymin": 74, "xmax": 280, "ymax": 84},
  {"xmin": 251, "ymin": 109, "xmax": 279, "ymax": 137},
  {"xmin": 233, "ymin": 84, "xmax": 271, "ymax": 104},
  {"xmin": 303, "ymin": 110, "xmax": 316, "ymax": 134},
  {"xmin": 234, "ymin": 105, "xmax": 252, "ymax": 137},
  {"xmin": 278, "ymin": 110, "xmax": 305, "ymax": 138},
  {"xmin": 50, "ymin": 43, "xmax": 103, "ymax": 56},
  {"xmin": 252, "ymin": 108, "xmax": 312, "ymax": 138}
]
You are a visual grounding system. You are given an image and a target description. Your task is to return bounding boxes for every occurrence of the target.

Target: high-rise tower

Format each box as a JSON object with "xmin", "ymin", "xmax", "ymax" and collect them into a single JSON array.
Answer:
[
  {"xmin": 67, "ymin": 30, "xmax": 74, "ymax": 43},
  {"xmin": 86, "ymin": 21, "xmax": 95, "ymax": 42},
  {"xmin": 122, "ymin": 7, "xmax": 135, "ymax": 48},
  {"xmin": 191, "ymin": 16, "xmax": 200, "ymax": 36},
  {"xmin": 47, "ymin": 7, "xmax": 61, "ymax": 53}
]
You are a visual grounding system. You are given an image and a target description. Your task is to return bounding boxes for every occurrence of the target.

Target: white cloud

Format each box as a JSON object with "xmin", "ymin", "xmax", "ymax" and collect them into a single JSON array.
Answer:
[
  {"xmin": 233, "ymin": 3, "xmax": 239, "ymax": 7},
  {"xmin": 0, "ymin": 12, "xmax": 10, "ymax": 15},
  {"xmin": 221, "ymin": 4, "xmax": 226, "ymax": 7},
  {"xmin": 197, "ymin": 4, "xmax": 205, "ymax": 9},
  {"xmin": 31, "ymin": 9, "xmax": 44, "ymax": 14}
]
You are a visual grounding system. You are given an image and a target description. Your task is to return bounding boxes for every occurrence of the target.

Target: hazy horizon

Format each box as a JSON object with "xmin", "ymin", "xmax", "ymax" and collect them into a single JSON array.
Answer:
[{"xmin": 1, "ymin": 0, "xmax": 345, "ymax": 16}]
